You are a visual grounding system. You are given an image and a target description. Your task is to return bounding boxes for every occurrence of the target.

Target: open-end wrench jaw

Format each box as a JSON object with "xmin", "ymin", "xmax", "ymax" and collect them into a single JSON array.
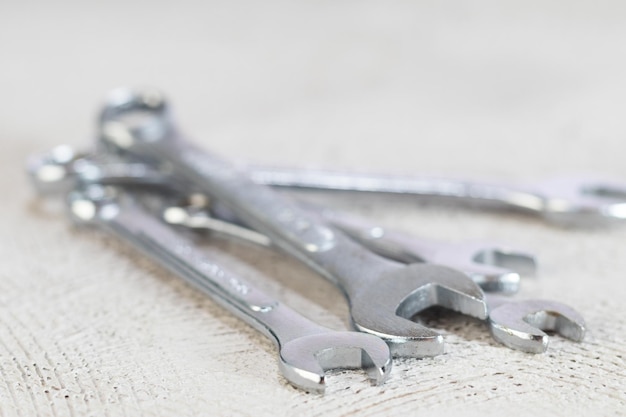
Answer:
[
  {"xmin": 279, "ymin": 332, "xmax": 391, "ymax": 392},
  {"xmin": 350, "ymin": 264, "xmax": 487, "ymax": 357},
  {"xmin": 533, "ymin": 176, "xmax": 626, "ymax": 226},
  {"xmin": 488, "ymin": 299, "xmax": 586, "ymax": 353},
  {"xmin": 450, "ymin": 241, "xmax": 537, "ymax": 293}
]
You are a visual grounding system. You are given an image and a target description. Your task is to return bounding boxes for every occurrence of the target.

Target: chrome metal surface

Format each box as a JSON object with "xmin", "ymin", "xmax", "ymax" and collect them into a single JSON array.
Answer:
[
  {"xmin": 27, "ymin": 147, "xmax": 537, "ymax": 294},
  {"xmin": 27, "ymin": 146, "xmax": 177, "ymax": 195},
  {"xmin": 68, "ymin": 185, "xmax": 392, "ymax": 393},
  {"xmin": 161, "ymin": 201, "xmax": 583, "ymax": 352},
  {"xmin": 308, "ymin": 206, "xmax": 536, "ymax": 294},
  {"xmin": 163, "ymin": 199, "xmax": 535, "ymax": 294},
  {"xmin": 486, "ymin": 295, "xmax": 586, "ymax": 353},
  {"xmin": 30, "ymin": 148, "xmax": 626, "ymax": 226},
  {"xmin": 248, "ymin": 168, "xmax": 626, "ymax": 226},
  {"xmin": 96, "ymin": 87, "xmax": 488, "ymax": 358}
]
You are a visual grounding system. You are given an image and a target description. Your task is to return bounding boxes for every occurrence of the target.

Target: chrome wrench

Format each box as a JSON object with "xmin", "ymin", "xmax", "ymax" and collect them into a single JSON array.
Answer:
[
  {"xmin": 248, "ymin": 167, "xmax": 626, "ymax": 226},
  {"xmin": 30, "ymin": 146, "xmax": 626, "ymax": 226},
  {"xmin": 161, "ymin": 201, "xmax": 583, "ymax": 353},
  {"xmin": 27, "ymin": 147, "xmax": 537, "ymax": 294},
  {"xmin": 164, "ymin": 197, "xmax": 536, "ymax": 294},
  {"xmin": 67, "ymin": 185, "xmax": 392, "ymax": 392},
  {"xmin": 97, "ymin": 87, "xmax": 488, "ymax": 358},
  {"xmin": 486, "ymin": 295, "xmax": 586, "ymax": 353}
]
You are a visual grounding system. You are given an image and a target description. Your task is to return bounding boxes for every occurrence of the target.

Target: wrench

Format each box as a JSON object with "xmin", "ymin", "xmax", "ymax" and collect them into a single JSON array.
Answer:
[
  {"xmin": 247, "ymin": 167, "xmax": 626, "ymax": 226},
  {"xmin": 30, "ymin": 147, "xmax": 626, "ymax": 226},
  {"xmin": 96, "ymin": 87, "xmax": 488, "ymax": 358},
  {"xmin": 67, "ymin": 185, "xmax": 392, "ymax": 392},
  {"xmin": 163, "ymin": 201, "xmax": 584, "ymax": 353},
  {"xmin": 27, "ymin": 148, "xmax": 537, "ymax": 294},
  {"xmin": 486, "ymin": 295, "xmax": 586, "ymax": 353},
  {"xmin": 165, "ymin": 197, "xmax": 535, "ymax": 294}
]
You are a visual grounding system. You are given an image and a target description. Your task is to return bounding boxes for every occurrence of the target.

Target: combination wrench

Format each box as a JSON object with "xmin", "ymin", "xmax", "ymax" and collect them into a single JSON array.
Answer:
[
  {"xmin": 29, "ymin": 150, "xmax": 584, "ymax": 354},
  {"xmin": 164, "ymin": 197, "xmax": 535, "ymax": 294},
  {"xmin": 30, "ymin": 145, "xmax": 626, "ymax": 226},
  {"xmin": 66, "ymin": 185, "xmax": 392, "ymax": 393},
  {"xmin": 162, "ymin": 200, "xmax": 586, "ymax": 353},
  {"xmin": 28, "ymin": 146, "xmax": 536, "ymax": 294},
  {"xmin": 247, "ymin": 167, "xmax": 626, "ymax": 226},
  {"xmin": 95, "ymin": 87, "xmax": 489, "ymax": 358}
]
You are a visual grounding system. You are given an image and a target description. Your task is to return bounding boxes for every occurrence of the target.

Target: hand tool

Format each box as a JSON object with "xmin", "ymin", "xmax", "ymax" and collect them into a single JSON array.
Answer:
[
  {"xmin": 486, "ymin": 295, "xmax": 586, "ymax": 353},
  {"xmin": 166, "ymin": 200, "xmax": 585, "ymax": 352},
  {"xmin": 27, "ymin": 144, "xmax": 182, "ymax": 196},
  {"xmin": 30, "ymin": 147, "xmax": 626, "ymax": 226},
  {"xmin": 96, "ymin": 87, "xmax": 489, "ymax": 358},
  {"xmin": 27, "ymin": 148, "xmax": 537, "ymax": 294},
  {"xmin": 163, "ymin": 199, "xmax": 584, "ymax": 352},
  {"xmin": 164, "ymin": 197, "xmax": 535, "ymax": 294},
  {"xmin": 66, "ymin": 184, "xmax": 392, "ymax": 393},
  {"xmin": 247, "ymin": 166, "xmax": 626, "ymax": 226}
]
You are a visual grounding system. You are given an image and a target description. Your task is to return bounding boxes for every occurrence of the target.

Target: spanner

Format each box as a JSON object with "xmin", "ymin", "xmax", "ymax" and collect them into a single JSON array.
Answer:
[
  {"xmin": 30, "ymin": 146, "xmax": 626, "ymax": 226},
  {"xmin": 96, "ymin": 87, "xmax": 488, "ymax": 358},
  {"xmin": 27, "ymin": 148, "xmax": 536, "ymax": 294},
  {"xmin": 247, "ymin": 167, "xmax": 626, "ymax": 226},
  {"xmin": 164, "ymin": 197, "xmax": 536, "ymax": 294},
  {"xmin": 162, "ymin": 202, "xmax": 583, "ymax": 353},
  {"xmin": 486, "ymin": 295, "xmax": 586, "ymax": 353},
  {"xmin": 67, "ymin": 185, "xmax": 392, "ymax": 392}
]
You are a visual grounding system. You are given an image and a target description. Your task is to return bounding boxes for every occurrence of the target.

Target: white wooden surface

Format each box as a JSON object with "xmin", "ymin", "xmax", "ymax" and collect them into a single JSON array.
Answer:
[{"xmin": 1, "ymin": 1, "xmax": 625, "ymax": 415}]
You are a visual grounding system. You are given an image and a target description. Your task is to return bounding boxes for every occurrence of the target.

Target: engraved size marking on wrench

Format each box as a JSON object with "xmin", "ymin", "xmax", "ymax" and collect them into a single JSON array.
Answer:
[{"xmin": 151, "ymin": 232, "xmax": 277, "ymax": 313}]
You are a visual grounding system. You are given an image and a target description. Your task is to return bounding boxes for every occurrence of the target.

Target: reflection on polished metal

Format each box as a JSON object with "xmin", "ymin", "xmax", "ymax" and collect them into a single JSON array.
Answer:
[
  {"xmin": 304, "ymin": 206, "xmax": 536, "ymax": 294},
  {"xmin": 486, "ymin": 295, "xmax": 586, "ymax": 353},
  {"xmin": 164, "ymin": 199, "xmax": 535, "ymax": 294},
  {"xmin": 163, "ymin": 201, "xmax": 585, "ymax": 353},
  {"xmin": 247, "ymin": 169, "xmax": 626, "ymax": 226},
  {"xmin": 27, "ymin": 145, "xmax": 177, "ymax": 195},
  {"xmin": 68, "ymin": 185, "xmax": 392, "ymax": 393},
  {"xmin": 97, "ymin": 87, "xmax": 488, "ymax": 358},
  {"xmin": 27, "ymin": 147, "xmax": 537, "ymax": 294},
  {"xmin": 29, "ymin": 147, "xmax": 626, "ymax": 226}
]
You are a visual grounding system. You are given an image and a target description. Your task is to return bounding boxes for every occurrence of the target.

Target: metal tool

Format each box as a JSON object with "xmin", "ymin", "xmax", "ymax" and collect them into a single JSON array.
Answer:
[
  {"xmin": 164, "ymin": 197, "xmax": 536, "ymax": 294},
  {"xmin": 29, "ymin": 147, "xmax": 626, "ymax": 226},
  {"xmin": 486, "ymin": 295, "xmax": 586, "ymax": 353},
  {"xmin": 96, "ymin": 87, "xmax": 489, "ymax": 358},
  {"xmin": 27, "ymin": 148, "xmax": 537, "ymax": 294},
  {"xmin": 165, "ymin": 200, "xmax": 584, "ymax": 352},
  {"xmin": 26, "ymin": 145, "xmax": 182, "ymax": 196},
  {"xmin": 248, "ymin": 167, "xmax": 626, "ymax": 226},
  {"xmin": 67, "ymin": 185, "xmax": 392, "ymax": 392}
]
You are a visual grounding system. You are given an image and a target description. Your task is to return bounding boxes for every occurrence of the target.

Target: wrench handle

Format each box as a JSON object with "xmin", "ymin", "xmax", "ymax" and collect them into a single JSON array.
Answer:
[
  {"xmin": 156, "ymin": 137, "xmax": 397, "ymax": 297},
  {"xmin": 311, "ymin": 205, "xmax": 443, "ymax": 264},
  {"xmin": 249, "ymin": 167, "xmax": 543, "ymax": 214},
  {"xmin": 88, "ymin": 193, "xmax": 324, "ymax": 344}
]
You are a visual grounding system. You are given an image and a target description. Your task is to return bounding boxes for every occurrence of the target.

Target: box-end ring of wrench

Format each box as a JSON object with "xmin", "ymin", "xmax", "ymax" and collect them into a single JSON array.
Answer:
[
  {"xmin": 28, "ymin": 147, "xmax": 537, "ymax": 294},
  {"xmin": 67, "ymin": 185, "xmax": 392, "ymax": 392},
  {"xmin": 95, "ymin": 87, "xmax": 489, "ymax": 358}
]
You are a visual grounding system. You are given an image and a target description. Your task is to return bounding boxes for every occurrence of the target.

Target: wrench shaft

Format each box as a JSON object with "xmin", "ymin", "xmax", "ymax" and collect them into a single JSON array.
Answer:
[{"xmin": 93, "ymin": 195, "xmax": 327, "ymax": 345}]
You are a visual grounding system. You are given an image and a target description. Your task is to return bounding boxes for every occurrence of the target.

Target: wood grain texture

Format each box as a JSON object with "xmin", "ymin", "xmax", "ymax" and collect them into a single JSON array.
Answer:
[{"xmin": 1, "ymin": 1, "xmax": 626, "ymax": 415}]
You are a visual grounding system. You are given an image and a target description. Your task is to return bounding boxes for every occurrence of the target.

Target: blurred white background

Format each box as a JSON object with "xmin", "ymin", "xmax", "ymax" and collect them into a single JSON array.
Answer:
[{"xmin": 3, "ymin": 1, "xmax": 626, "ymax": 175}]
